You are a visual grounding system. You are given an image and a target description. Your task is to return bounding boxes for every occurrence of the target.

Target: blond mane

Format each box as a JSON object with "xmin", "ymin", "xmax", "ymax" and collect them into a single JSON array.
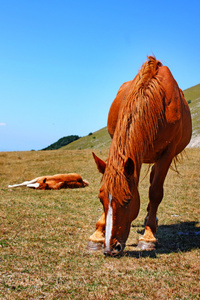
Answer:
[{"xmin": 104, "ymin": 56, "xmax": 165, "ymax": 204}]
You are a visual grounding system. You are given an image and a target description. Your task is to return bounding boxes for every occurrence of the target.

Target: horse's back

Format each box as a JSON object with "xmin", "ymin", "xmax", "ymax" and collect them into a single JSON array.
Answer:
[{"xmin": 38, "ymin": 173, "xmax": 82, "ymax": 182}]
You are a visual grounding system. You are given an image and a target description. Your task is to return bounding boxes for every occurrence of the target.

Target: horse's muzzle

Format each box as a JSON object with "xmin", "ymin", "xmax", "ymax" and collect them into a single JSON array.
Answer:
[{"xmin": 103, "ymin": 242, "xmax": 124, "ymax": 256}]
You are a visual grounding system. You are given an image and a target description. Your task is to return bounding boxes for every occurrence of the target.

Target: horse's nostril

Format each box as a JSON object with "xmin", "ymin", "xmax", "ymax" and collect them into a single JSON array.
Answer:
[
  {"xmin": 115, "ymin": 242, "xmax": 122, "ymax": 253},
  {"xmin": 104, "ymin": 242, "xmax": 124, "ymax": 256},
  {"xmin": 104, "ymin": 249, "xmax": 112, "ymax": 256}
]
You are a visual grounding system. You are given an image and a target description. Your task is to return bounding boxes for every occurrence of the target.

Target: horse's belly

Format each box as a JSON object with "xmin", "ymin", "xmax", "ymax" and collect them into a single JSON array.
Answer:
[
  {"xmin": 142, "ymin": 138, "xmax": 171, "ymax": 163},
  {"xmin": 143, "ymin": 149, "xmax": 163, "ymax": 163}
]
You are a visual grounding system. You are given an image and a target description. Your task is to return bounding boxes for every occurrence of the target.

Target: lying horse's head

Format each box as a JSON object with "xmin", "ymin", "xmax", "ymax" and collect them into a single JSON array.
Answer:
[
  {"xmin": 93, "ymin": 152, "xmax": 140, "ymax": 256},
  {"xmin": 37, "ymin": 178, "xmax": 50, "ymax": 189}
]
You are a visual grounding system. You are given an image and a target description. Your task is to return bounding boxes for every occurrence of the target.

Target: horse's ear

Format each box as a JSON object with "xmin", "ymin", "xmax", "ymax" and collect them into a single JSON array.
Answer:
[
  {"xmin": 92, "ymin": 152, "xmax": 106, "ymax": 174},
  {"xmin": 124, "ymin": 157, "xmax": 134, "ymax": 177},
  {"xmin": 43, "ymin": 178, "xmax": 46, "ymax": 183}
]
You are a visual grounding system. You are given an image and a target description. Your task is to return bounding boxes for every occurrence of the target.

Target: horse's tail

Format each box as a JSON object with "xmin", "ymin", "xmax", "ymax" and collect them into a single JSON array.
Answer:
[
  {"xmin": 127, "ymin": 56, "xmax": 163, "ymax": 105},
  {"xmin": 138, "ymin": 55, "xmax": 162, "ymax": 85}
]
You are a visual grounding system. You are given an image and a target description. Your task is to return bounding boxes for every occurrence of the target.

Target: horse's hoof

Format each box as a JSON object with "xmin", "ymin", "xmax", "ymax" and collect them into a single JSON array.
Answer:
[
  {"xmin": 87, "ymin": 240, "xmax": 103, "ymax": 251},
  {"xmin": 136, "ymin": 241, "xmax": 157, "ymax": 251}
]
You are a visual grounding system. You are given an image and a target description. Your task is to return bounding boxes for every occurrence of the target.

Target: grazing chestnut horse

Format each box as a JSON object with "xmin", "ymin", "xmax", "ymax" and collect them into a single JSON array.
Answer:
[
  {"xmin": 8, "ymin": 174, "xmax": 89, "ymax": 190},
  {"xmin": 88, "ymin": 56, "xmax": 192, "ymax": 256}
]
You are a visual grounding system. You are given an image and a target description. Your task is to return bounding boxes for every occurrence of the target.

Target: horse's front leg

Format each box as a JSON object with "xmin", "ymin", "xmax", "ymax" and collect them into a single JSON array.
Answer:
[
  {"xmin": 137, "ymin": 147, "xmax": 175, "ymax": 250},
  {"xmin": 87, "ymin": 212, "xmax": 105, "ymax": 251}
]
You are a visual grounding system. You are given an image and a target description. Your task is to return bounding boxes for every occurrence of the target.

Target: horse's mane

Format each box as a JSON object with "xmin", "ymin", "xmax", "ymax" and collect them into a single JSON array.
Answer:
[{"xmin": 104, "ymin": 56, "xmax": 165, "ymax": 205}]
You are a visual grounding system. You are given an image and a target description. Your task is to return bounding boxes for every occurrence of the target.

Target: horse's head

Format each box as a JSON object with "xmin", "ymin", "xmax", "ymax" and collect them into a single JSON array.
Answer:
[
  {"xmin": 93, "ymin": 152, "xmax": 140, "ymax": 256},
  {"xmin": 37, "ymin": 178, "xmax": 50, "ymax": 190}
]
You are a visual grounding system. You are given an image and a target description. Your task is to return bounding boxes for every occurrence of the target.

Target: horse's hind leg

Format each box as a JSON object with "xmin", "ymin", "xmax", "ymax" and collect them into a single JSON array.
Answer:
[
  {"xmin": 138, "ymin": 147, "xmax": 176, "ymax": 250},
  {"xmin": 144, "ymin": 166, "xmax": 158, "ymax": 226},
  {"xmin": 87, "ymin": 212, "xmax": 105, "ymax": 251},
  {"xmin": 8, "ymin": 178, "xmax": 39, "ymax": 188}
]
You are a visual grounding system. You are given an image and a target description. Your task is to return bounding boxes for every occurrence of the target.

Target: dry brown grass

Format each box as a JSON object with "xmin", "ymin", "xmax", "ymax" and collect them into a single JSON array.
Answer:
[{"xmin": 0, "ymin": 148, "xmax": 199, "ymax": 299}]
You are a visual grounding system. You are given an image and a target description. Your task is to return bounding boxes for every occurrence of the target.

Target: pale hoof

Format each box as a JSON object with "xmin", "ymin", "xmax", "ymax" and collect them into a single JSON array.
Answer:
[
  {"xmin": 136, "ymin": 241, "xmax": 157, "ymax": 251},
  {"xmin": 87, "ymin": 240, "xmax": 103, "ymax": 251}
]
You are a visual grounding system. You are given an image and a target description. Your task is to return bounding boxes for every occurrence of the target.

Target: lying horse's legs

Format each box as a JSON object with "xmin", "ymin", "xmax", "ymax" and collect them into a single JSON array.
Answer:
[
  {"xmin": 87, "ymin": 212, "xmax": 105, "ymax": 251},
  {"xmin": 138, "ymin": 147, "xmax": 175, "ymax": 250}
]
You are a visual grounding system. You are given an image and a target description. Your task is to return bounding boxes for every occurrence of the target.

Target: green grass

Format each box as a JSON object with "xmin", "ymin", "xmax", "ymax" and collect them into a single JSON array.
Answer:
[
  {"xmin": 0, "ymin": 148, "xmax": 199, "ymax": 299},
  {"xmin": 184, "ymin": 83, "xmax": 200, "ymax": 142},
  {"xmin": 184, "ymin": 83, "xmax": 200, "ymax": 102}
]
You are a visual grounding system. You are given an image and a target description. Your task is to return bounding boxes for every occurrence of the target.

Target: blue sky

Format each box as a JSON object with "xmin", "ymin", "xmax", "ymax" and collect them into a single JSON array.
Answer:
[{"xmin": 0, "ymin": 0, "xmax": 200, "ymax": 151}]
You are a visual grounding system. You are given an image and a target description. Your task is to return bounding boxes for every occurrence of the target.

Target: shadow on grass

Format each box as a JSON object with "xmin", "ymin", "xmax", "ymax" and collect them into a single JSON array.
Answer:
[{"xmin": 124, "ymin": 221, "xmax": 200, "ymax": 258}]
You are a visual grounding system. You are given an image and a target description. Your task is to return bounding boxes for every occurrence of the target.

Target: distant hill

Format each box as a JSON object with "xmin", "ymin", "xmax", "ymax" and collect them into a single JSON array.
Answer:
[
  {"xmin": 184, "ymin": 83, "xmax": 200, "ymax": 147},
  {"xmin": 42, "ymin": 135, "xmax": 80, "ymax": 150},
  {"xmin": 62, "ymin": 127, "xmax": 111, "ymax": 150}
]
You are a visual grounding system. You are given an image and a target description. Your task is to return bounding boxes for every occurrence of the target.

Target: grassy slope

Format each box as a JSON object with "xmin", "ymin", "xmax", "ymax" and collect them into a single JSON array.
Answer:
[
  {"xmin": 63, "ymin": 84, "xmax": 200, "ymax": 151},
  {"xmin": 184, "ymin": 84, "xmax": 200, "ymax": 146},
  {"xmin": 62, "ymin": 127, "xmax": 112, "ymax": 150}
]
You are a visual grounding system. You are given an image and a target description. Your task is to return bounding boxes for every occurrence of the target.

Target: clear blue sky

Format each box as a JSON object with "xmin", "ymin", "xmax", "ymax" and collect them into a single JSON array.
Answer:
[{"xmin": 0, "ymin": 0, "xmax": 200, "ymax": 151}]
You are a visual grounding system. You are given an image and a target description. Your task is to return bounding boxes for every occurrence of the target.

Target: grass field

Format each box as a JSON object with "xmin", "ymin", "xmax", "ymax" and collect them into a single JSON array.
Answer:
[{"xmin": 0, "ymin": 148, "xmax": 200, "ymax": 299}]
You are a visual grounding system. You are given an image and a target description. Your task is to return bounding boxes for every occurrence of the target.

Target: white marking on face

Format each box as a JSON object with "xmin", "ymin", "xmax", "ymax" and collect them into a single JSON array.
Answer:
[{"xmin": 105, "ymin": 194, "xmax": 113, "ymax": 252}]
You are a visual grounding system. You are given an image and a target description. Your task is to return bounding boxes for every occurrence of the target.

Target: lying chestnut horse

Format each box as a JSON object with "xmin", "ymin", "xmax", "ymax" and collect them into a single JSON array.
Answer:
[
  {"xmin": 8, "ymin": 173, "xmax": 89, "ymax": 190},
  {"xmin": 88, "ymin": 56, "xmax": 192, "ymax": 256}
]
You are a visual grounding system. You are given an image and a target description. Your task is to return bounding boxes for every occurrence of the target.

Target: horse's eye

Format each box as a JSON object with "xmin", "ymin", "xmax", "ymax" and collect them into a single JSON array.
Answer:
[{"xmin": 124, "ymin": 198, "xmax": 131, "ymax": 206}]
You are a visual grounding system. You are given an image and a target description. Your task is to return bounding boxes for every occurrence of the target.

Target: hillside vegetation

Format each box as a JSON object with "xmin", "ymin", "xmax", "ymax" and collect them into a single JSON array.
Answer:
[
  {"xmin": 62, "ymin": 127, "xmax": 112, "ymax": 150},
  {"xmin": 42, "ymin": 135, "xmax": 80, "ymax": 150},
  {"xmin": 183, "ymin": 83, "xmax": 200, "ymax": 147}
]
